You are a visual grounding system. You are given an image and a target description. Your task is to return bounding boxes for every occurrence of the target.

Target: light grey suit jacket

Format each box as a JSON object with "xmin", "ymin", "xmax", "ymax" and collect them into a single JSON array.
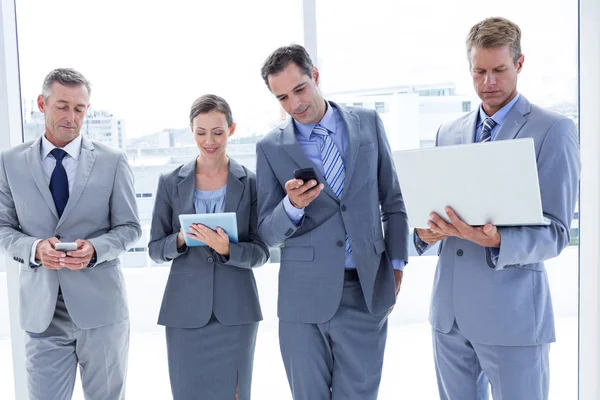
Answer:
[
  {"xmin": 256, "ymin": 103, "xmax": 409, "ymax": 323},
  {"xmin": 149, "ymin": 158, "xmax": 269, "ymax": 328},
  {"xmin": 0, "ymin": 136, "xmax": 142, "ymax": 333},
  {"xmin": 417, "ymin": 95, "xmax": 580, "ymax": 346}
]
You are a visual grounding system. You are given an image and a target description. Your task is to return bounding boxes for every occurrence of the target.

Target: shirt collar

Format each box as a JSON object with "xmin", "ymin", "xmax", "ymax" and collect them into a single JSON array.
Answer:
[
  {"xmin": 41, "ymin": 134, "xmax": 82, "ymax": 161},
  {"xmin": 294, "ymin": 100, "xmax": 337, "ymax": 140},
  {"xmin": 478, "ymin": 92, "xmax": 521, "ymax": 127}
]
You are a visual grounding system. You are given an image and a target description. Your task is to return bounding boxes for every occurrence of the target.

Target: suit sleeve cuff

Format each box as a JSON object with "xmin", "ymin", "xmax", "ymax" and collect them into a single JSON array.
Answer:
[
  {"xmin": 413, "ymin": 232, "xmax": 430, "ymax": 255},
  {"xmin": 29, "ymin": 239, "xmax": 42, "ymax": 268},
  {"xmin": 216, "ymin": 243, "xmax": 238, "ymax": 265},
  {"xmin": 392, "ymin": 259, "xmax": 406, "ymax": 271},
  {"xmin": 490, "ymin": 228, "xmax": 520, "ymax": 270},
  {"xmin": 165, "ymin": 232, "xmax": 188, "ymax": 260},
  {"xmin": 283, "ymin": 195, "xmax": 305, "ymax": 226}
]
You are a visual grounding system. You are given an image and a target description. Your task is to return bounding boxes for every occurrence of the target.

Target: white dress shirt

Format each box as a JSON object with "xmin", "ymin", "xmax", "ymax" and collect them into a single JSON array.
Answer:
[{"xmin": 30, "ymin": 134, "xmax": 83, "ymax": 264}]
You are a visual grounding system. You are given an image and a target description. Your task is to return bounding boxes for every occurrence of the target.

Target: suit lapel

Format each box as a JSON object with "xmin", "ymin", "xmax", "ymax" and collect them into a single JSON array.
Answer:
[
  {"xmin": 461, "ymin": 110, "xmax": 479, "ymax": 144},
  {"xmin": 56, "ymin": 138, "xmax": 96, "ymax": 229},
  {"xmin": 224, "ymin": 159, "xmax": 245, "ymax": 213},
  {"xmin": 25, "ymin": 138, "xmax": 59, "ymax": 219},
  {"xmin": 281, "ymin": 121, "xmax": 316, "ymax": 170},
  {"xmin": 493, "ymin": 95, "xmax": 530, "ymax": 142},
  {"xmin": 177, "ymin": 160, "xmax": 197, "ymax": 215},
  {"xmin": 333, "ymin": 104, "xmax": 359, "ymax": 200},
  {"xmin": 280, "ymin": 120, "xmax": 338, "ymax": 201}
]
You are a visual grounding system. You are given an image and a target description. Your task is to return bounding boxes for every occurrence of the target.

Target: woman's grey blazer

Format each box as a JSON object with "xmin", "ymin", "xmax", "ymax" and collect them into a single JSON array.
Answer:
[{"xmin": 149, "ymin": 158, "xmax": 269, "ymax": 328}]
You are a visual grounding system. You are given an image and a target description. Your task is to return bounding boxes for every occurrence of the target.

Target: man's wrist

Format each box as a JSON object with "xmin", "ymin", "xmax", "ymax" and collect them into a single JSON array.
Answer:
[
  {"xmin": 490, "ymin": 233, "xmax": 501, "ymax": 248},
  {"xmin": 289, "ymin": 198, "xmax": 301, "ymax": 209},
  {"xmin": 87, "ymin": 250, "xmax": 97, "ymax": 267},
  {"xmin": 32, "ymin": 239, "xmax": 43, "ymax": 265}
]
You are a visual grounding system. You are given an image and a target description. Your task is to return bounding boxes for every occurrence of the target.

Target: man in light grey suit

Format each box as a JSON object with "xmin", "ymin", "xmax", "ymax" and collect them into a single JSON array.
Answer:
[
  {"xmin": 257, "ymin": 44, "xmax": 409, "ymax": 400},
  {"xmin": 0, "ymin": 68, "xmax": 141, "ymax": 400},
  {"xmin": 415, "ymin": 17, "xmax": 580, "ymax": 400}
]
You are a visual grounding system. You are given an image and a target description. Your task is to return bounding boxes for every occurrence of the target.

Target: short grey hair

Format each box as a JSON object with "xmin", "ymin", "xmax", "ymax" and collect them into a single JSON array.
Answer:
[{"xmin": 42, "ymin": 68, "xmax": 92, "ymax": 101}]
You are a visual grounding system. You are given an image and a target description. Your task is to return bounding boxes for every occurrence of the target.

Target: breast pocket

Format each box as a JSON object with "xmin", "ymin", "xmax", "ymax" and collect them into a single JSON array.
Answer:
[
  {"xmin": 358, "ymin": 142, "xmax": 375, "ymax": 154},
  {"xmin": 280, "ymin": 247, "xmax": 315, "ymax": 262}
]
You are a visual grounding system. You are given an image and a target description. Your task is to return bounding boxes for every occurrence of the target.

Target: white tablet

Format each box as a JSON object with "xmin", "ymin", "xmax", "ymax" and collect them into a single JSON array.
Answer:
[{"xmin": 178, "ymin": 212, "xmax": 238, "ymax": 247}]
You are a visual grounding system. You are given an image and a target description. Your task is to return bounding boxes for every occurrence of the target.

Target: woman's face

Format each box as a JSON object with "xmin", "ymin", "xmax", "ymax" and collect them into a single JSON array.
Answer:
[{"xmin": 190, "ymin": 110, "xmax": 235, "ymax": 160}]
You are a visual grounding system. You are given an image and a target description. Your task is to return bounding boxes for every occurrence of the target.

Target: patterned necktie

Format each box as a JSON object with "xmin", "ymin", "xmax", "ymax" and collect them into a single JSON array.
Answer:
[
  {"xmin": 479, "ymin": 117, "xmax": 497, "ymax": 142},
  {"xmin": 49, "ymin": 148, "xmax": 69, "ymax": 217},
  {"xmin": 312, "ymin": 124, "xmax": 351, "ymax": 254}
]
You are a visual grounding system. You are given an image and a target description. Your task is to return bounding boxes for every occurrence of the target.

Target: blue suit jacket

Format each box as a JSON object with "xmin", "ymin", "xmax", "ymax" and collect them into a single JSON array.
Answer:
[
  {"xmin": 417, "ymin": 95, "xmax": 580, "ymax": 346},
  {"xmin": 256, "ymin": 102, "xmax": 410, "ymax": 323}
]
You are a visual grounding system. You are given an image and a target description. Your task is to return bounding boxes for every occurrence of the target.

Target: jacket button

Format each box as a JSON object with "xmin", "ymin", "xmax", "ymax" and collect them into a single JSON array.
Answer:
[
  {"xmin": 456, "ymin": 249, "xmax": 464, "ymax": 256},
  {"xmin": 341, "ymin": 205, "xmax": 347, "ymax": 212},
  {"xmin": 337, "ymin": 241, "xmax": 344, "ymax": 247},
  {"xmin": 207, "ymin": 257, "xmax": 214, "ymax": 264},
  {"xmin": 285, "ymin": 228, "xmax": 293, "ymax": 237}
]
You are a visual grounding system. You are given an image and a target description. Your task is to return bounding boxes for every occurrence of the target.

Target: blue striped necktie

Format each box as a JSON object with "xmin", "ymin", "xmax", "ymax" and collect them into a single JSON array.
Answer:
[
  {"xmin": 312, "ymin": 124, "xmax": 351, "ymax": 254},
  {"xmin": 479, "ymin": 117, "xmax": 497, "ymax": 142}
]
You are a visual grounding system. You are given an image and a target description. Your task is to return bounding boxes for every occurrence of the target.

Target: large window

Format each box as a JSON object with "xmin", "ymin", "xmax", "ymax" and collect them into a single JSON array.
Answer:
[
  {"xmin": 13, "ymin": 0, "xmax": 301, "ymax": 397},
  {"xmin": 3, "ymin": 0, "xmax": 597, "ymax": 398},
  {"xmin": 316, "ymin": 0, "xmax": 578, "ymax": 398},
  {"xmin": 0, "ymin": 171, "xmax": 15, "ymax": 398}
]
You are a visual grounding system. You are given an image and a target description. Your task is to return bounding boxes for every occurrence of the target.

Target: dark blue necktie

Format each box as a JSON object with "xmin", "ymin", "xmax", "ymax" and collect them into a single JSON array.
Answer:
[{"xmin": 49, "ymin": 148, "xmax": 69, "ymax": 217}]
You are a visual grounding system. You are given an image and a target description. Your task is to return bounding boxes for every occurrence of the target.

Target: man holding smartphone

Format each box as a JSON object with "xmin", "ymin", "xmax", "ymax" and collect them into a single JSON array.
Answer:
[
  {"xmin": 0, "ymin": 68, "xmax": 141, "ymax": 400},
  {"xmin": 256, "ymin": 44, "xmax": 409, "ymax": 400}
]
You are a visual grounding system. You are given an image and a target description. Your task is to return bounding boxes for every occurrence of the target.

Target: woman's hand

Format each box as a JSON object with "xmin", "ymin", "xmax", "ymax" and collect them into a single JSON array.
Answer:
[{"xmin": 187, "ymin": 224, "xmax": 231, "ymax": 256}]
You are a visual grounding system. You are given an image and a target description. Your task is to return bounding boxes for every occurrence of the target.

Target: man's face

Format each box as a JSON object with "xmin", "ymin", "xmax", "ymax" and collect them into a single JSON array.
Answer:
[
  {"xmin": 267, "ymin": 62, "xmax": 326, "ymax": 125},
  {"xmin": 470, "ymin": 45, "xmax": 523, "ymax": 115},
  {"xmin": 37, "ymin": 82, "xmax": 90, "ymax": 147}
]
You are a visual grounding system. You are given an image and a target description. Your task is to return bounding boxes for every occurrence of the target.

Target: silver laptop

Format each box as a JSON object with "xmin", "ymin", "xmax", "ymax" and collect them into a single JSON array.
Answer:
[{"xmin": 393, "ymin": 138, "xmax": 551, "ymax": 229}]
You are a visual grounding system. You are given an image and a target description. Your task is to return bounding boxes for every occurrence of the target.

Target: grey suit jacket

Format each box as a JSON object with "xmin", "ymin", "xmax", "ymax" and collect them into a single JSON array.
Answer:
[
  {"xmin": 0, "ymin": 136, "xmax": 142, "ymax": 333},
  {"xmin": 256, "ymin": 102, "xmax": 409, "ymax": 323},
  {"xmin": 417, "ymin": 95, "xmax": 580, "ymax": 346},
  {"xmin": 149, "ymin": 158, "xmax": 269, "ymax": 328}
]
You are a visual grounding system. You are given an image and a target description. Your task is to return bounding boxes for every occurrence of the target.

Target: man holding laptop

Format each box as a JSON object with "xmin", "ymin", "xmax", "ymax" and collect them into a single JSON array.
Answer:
[{"xmin": 414, "ymin": 17, "xmax": 580, "ymax": 400}]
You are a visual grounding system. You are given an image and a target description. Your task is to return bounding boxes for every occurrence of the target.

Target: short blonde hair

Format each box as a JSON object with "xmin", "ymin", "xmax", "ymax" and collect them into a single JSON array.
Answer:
[{"xmin": 466, "ymin": 17, "xmax": 522, "ymax": 65}]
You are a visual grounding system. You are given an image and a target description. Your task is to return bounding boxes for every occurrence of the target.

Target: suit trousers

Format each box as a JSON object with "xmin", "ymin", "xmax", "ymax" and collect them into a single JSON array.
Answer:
[
  {"xmin": 433, "ymin": 321, "xmax": 549, "ymax": 400},
  {"xmin": 279, "ymin": 277, "xmax": 389, "ymax": 400},
  {"xmin": 25, "ymin": 293, "xmax": 130, "ymax": 400}
]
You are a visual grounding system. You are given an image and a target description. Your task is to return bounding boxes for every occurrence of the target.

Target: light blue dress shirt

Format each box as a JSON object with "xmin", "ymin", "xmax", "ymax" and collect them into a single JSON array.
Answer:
[
  {"xmin": 282, "ymin": 101, "xmax": 405, "ymax": 271},
  {"xmin": 475, "ymin": 93, "xmax": 521, "ymax": 142},
  {"xmin": 194, "ymin": 186, "xmax": 227, "ymax": 214}
]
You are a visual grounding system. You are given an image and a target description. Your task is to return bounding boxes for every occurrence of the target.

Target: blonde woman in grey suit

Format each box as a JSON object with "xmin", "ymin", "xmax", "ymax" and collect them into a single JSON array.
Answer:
[{"xmin": 148, "ymin": 94, "xmax": 269, "ymax": 400}]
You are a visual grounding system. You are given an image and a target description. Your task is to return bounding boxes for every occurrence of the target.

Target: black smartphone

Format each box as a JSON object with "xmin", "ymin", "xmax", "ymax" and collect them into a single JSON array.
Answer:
[{"xmin": 294, "ymin": 168, "xmax": 319, "ymax": 184}]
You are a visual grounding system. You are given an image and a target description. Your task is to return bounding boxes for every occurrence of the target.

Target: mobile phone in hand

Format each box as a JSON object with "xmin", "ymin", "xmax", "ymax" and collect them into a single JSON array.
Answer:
[
  {"xmin": 294, "ymin": 168, "xmax": 319, "ymax": 184},
  {"xmin": 55, "ymin": 242, "xmax": 78, "ymax": 252}
]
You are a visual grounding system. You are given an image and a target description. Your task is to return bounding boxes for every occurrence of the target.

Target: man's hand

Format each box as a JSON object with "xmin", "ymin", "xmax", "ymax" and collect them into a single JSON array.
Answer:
[
  {"xmin": 415, "ymin": 228, "xmax": 447, "ymax": 245},
  {"xmin": 428, "ymin": 206, "xmax": 501, "ymax": 248},
  {"xmin": 285, "ymin": 178, "xmax": 324, "ymax": 209},
  {"xmin": 62, "ymin": 239, "xmax": 96, "ymax": 270},
  {"xmin": 36, "ymin": 237, "xmax": 65, "ymax": 270},
  {"xmin": 389, "ymin": 270, "xmax": 404, "ymax": 314},
  {"xmin": 188, "ymin": 224, "xmax": 231, "ymax": 257},
  {"xmin": 394, "ymin": 270, "xmax": 403, "ymax": 297}
]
